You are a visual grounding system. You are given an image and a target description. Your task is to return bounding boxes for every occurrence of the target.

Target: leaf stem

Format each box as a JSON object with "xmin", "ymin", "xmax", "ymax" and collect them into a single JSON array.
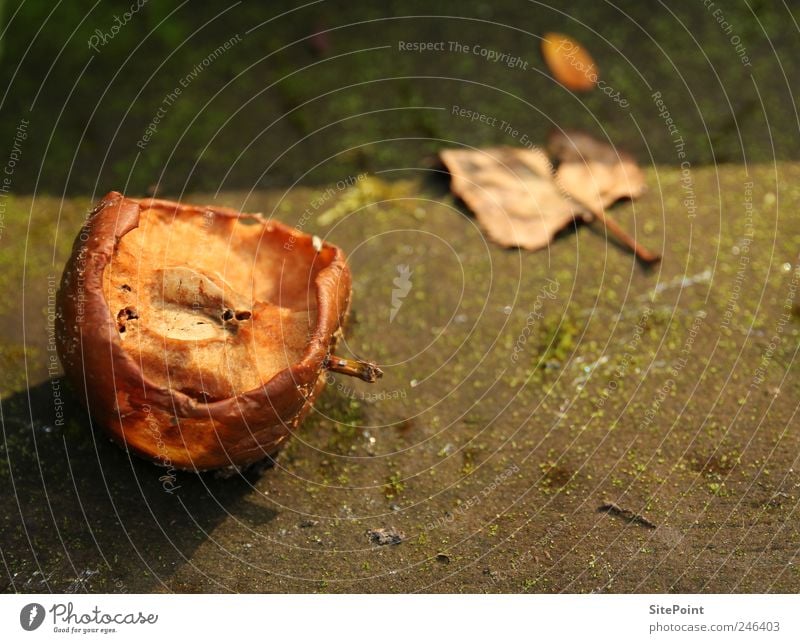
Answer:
[{"xmin": 591, "ymin": 208, "xmax": 661, "ymax": 265}]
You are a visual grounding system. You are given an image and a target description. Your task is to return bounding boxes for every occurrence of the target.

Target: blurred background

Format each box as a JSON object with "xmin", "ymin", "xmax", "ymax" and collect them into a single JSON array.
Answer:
[{"xmin": 0, "ymin": 0, "xmax": 797, "ymax": 196}]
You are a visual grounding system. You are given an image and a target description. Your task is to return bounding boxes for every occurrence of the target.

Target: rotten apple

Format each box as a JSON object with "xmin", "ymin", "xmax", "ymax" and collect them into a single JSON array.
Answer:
[{"xmin": 56, "ymin": 192, "xmax": 380, "ymax": 472}]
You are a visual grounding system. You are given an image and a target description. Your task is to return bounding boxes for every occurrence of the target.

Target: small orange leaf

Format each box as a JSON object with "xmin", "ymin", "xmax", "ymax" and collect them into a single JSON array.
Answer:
[{"xmin": 541, "ymin": 32, "xmax": 598, "ymax": 92}]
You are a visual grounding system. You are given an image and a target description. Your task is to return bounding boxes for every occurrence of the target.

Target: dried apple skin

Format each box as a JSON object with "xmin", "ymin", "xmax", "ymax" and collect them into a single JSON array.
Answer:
[{"xmin": 55, "ymin": 192, "xmax": 352, "ymax": 471}]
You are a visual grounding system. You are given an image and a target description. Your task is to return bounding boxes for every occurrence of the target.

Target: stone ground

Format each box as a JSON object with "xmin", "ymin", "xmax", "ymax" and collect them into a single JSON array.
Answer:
[{"xmin": 2, "ymin": 163, "xmax": 799, "ymax": 593}]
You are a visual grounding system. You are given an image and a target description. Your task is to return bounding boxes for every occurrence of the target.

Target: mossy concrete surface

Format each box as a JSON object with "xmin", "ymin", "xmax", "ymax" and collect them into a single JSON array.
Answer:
[{"xmin": 2, "ymin": 163, "xmax": 800, "ymax": 592}]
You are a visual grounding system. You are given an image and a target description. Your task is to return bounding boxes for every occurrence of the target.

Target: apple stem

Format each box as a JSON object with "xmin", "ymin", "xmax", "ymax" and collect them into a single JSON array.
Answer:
[{"xmin": 326, "ymin": 355, "xmax": 383, "ymax": 383}]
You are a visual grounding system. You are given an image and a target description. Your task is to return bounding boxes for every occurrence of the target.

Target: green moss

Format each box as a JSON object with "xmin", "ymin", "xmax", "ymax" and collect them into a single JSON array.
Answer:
[
  {"xmin": 537, "ymin": 315, "xmax": 581, "ymax": 369},
  {"xmin": 384, "ymin": 471, "xmax": 405, "ymax": 499}
]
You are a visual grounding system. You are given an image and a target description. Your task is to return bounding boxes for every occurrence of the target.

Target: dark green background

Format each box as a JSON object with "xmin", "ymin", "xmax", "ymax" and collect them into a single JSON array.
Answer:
[{"xmin": 0, "ymin": 0, "xmax": 797, "ymax": 194}]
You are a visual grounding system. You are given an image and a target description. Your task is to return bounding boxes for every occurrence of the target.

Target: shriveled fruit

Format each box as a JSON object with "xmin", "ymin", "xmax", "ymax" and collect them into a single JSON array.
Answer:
[{"xmin": 56, "ymin": 192, "xmax": 380, "ymax": 472}]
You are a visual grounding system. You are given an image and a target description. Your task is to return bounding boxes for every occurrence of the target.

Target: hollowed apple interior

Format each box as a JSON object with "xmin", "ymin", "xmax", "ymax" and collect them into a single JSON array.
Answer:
[{"xmin": 102, "ymin": 206, "xmax": 332, "ymax": 401}]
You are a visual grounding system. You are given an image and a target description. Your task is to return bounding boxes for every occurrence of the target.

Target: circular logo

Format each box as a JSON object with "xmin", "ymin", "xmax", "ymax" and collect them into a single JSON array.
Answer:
[{"xmin": 20, "ymin": 603, "xmax": 45, "ymax": 631}]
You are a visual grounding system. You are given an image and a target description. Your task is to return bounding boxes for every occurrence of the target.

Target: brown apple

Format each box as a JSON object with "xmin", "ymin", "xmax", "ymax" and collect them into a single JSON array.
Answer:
[{"xmin": 56, "ymin": 192, "xmax": 380, "ymax": 472}]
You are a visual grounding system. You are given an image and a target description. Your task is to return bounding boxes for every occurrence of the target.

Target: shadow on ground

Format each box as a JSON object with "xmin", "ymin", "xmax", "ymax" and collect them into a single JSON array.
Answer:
[{"xmin": 0, "ymin": 380, "xmax": 271, "ymax": 593}]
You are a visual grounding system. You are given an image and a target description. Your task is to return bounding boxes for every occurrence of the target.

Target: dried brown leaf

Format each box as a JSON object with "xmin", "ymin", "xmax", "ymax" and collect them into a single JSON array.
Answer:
[
  {"xmin": 549, "ymin": 129, "xmax": 646, "ymax": 213},
  {"xmin": 440, "ymin": 146, "xmax": 590, "ymax": 251},
  {"xmin": 549, "ymin": 130, "xmax": 658, "ymax": 264}
]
